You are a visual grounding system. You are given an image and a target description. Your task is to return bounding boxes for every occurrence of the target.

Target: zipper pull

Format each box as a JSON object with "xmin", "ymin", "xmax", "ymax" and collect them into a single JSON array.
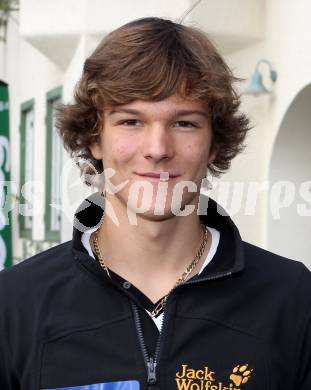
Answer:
[{"xmin": 147, "ymin": 356, "xmax": 157, "ymax": 385}]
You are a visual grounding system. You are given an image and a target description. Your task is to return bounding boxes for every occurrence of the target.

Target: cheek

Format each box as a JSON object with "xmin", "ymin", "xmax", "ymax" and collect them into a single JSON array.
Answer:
[
  {"xmin": 185, "ymin": 142, "xmax": 209, "ymax": 163},
  {"xmin": 113, "ymin": 145, "xmax": 127, "ymax": 157},
  {"xmin": 107, "ymin": 138, "xmax": 137, "ymax": 164}
]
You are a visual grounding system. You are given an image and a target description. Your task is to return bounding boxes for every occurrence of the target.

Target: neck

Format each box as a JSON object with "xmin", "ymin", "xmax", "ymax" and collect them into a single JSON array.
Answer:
[{"xmin": 92, "ymin": 193, "xmax": 211, "ymax": 302}]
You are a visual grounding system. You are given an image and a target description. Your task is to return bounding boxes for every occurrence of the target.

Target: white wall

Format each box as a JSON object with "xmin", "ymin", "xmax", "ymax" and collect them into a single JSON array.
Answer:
[
  {"xmin": 1, "ymin": 12, "xmax": 63, "ymax": 261},
  {"xmin": 215, "ymin": 0, "xmax": 311, "ymax": 268},
  {"xmin": 268, "ymin": 85, "xmax": 311, "ymax": 268}
]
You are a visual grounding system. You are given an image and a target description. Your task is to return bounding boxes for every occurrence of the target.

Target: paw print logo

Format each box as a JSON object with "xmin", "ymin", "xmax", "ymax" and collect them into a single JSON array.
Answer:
[{"xmin": 229, "ymin": 364, "xmax": 253, "ymax": 386}]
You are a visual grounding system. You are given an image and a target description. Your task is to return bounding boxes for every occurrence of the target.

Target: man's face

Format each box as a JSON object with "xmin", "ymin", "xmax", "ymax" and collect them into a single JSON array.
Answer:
[{"xmin": 89, "ymin": 93, "xmax": 216, "ymax": 221}]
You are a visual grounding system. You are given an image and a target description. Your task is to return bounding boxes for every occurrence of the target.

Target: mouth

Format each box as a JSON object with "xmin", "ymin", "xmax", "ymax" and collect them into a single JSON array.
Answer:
[{"xmin": 135, "ymin": 172, "xmax": 180, "ymax": 181}]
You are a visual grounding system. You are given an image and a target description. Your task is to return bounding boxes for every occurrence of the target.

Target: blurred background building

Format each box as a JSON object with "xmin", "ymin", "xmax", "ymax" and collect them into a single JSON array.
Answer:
[{"xmin": 0, "ymin": 0, "xmax": 310, "ymax": 269}]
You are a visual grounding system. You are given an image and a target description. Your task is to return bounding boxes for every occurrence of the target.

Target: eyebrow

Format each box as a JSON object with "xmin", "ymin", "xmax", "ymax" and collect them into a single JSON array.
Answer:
[{"xmin": 108, "ymin": 108, "xmax": 209, "ymax": 119}]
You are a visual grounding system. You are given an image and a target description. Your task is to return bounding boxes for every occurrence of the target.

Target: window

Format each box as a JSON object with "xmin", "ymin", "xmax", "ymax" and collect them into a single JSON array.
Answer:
[
  {"xmin": 45, "ymin": 86, "xmax": 63, "ymax": 242},
  {"xmin": 19, "ymin": 99, "xmax": 35, "ymax": 239}
]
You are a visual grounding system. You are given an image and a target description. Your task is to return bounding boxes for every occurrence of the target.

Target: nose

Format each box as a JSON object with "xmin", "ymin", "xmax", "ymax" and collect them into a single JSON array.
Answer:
[{"xmin": 142, "ymin": 124, "xmax": 174, "ymax": 163}]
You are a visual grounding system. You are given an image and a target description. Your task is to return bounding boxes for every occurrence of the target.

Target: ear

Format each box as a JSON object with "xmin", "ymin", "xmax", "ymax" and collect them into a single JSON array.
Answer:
[
  {"xmin": 207, "ymin": 145, "xmax": 218, "ymax": 166},
  {"xmin": 89, "ymin": 140, "xmax": 103, "ymax": 160}
]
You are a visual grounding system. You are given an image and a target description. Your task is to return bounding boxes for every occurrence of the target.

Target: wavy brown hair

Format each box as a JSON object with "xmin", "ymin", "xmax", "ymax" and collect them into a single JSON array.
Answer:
[{"xmin": 56, "ymin": 17, "xmax": 251, "ymax": 186}]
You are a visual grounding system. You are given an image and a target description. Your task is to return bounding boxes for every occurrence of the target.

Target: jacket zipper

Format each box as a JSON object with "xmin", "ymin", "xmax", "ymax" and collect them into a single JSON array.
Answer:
[
  {"xmin": 131, "ymin": 270, "xmax": 233, "ymax": 388},
  {"xmin": 131, "ymin": 302, "xmax": 161, "ymax": 387}
]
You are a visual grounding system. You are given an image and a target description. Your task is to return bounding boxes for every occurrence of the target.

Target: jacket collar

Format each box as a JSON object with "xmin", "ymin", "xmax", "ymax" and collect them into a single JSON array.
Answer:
[{"xmin": 71, "ymin": 191, "xmax": 245, "ymax": 279}]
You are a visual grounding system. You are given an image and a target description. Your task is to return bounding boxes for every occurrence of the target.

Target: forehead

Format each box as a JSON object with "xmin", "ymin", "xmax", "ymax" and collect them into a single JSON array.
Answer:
[{"xmin": 105, "ymin": 94, "xmax": 208, "ymax": 118}]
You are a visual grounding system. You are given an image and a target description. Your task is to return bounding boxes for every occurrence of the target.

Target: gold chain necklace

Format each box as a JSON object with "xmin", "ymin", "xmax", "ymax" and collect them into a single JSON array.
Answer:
[
  {"xmin": 92, "ymin": 230, "xmax": 111, "ymax": 278},
  {"xmin": 91, "ymin": 223, "xmax": 209, "ymax": 318}
]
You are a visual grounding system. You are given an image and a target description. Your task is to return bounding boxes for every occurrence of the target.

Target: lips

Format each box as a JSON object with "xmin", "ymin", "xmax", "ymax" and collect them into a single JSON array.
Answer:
[{"xmin": 136, "ymin": 172, "xmax": 179, "ymax": 179}]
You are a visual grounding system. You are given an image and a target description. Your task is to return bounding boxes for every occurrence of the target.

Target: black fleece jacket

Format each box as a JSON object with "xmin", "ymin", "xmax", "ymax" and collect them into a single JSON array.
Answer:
[{"xmin": 0, "ymin": 192, "xmax": 310, "ymax": 390}]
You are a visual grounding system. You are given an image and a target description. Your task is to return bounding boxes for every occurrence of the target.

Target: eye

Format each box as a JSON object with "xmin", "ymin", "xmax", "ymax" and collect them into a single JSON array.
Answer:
[
  {"xmin": 174, "ymin": 121, "xmax": 197, "ymax": 128},
  {"xmin": 119, "ymin": 119, "xmax": 142, "ymax": 127}
]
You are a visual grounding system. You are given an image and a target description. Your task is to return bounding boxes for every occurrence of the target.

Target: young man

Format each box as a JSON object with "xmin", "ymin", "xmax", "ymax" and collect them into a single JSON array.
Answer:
[{"xmin": 1, "ymin": 17, "xmax": 311, "ymax": 390}]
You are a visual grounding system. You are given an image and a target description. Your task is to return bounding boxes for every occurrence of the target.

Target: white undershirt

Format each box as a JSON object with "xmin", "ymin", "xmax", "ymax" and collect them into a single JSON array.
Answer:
[{"xmin": 81, "ymin": 226, "xmax": 220, "ymax": 332}]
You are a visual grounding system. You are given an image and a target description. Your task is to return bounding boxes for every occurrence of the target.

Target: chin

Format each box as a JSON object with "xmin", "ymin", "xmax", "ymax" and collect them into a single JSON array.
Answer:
[{"xmin": 126, "ymin": 194, "xmax": 199, "ymax": 221}]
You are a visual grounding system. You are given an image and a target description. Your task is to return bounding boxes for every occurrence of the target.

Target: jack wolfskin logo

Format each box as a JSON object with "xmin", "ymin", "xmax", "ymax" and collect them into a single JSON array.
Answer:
[
  {"xmin": 229, "ymin": 364, "xmax": 253, "ymax": 386},
  {"xmin": 175, "ymin": 363, "xmax": 253, "ymax": 389}
]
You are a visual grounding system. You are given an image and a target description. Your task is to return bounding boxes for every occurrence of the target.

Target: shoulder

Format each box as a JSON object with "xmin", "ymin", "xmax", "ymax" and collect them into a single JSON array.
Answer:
[
  {"xmin": 242, "ymin": 240, "xmax": 310, "ymax": 271},
  {"xmin": 0, "ymin": 241, "xmax": 74, "ymax": 299},
  {"xmin": 242, "ymin": 240, "xmax": 311, "ymax": 295}
]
